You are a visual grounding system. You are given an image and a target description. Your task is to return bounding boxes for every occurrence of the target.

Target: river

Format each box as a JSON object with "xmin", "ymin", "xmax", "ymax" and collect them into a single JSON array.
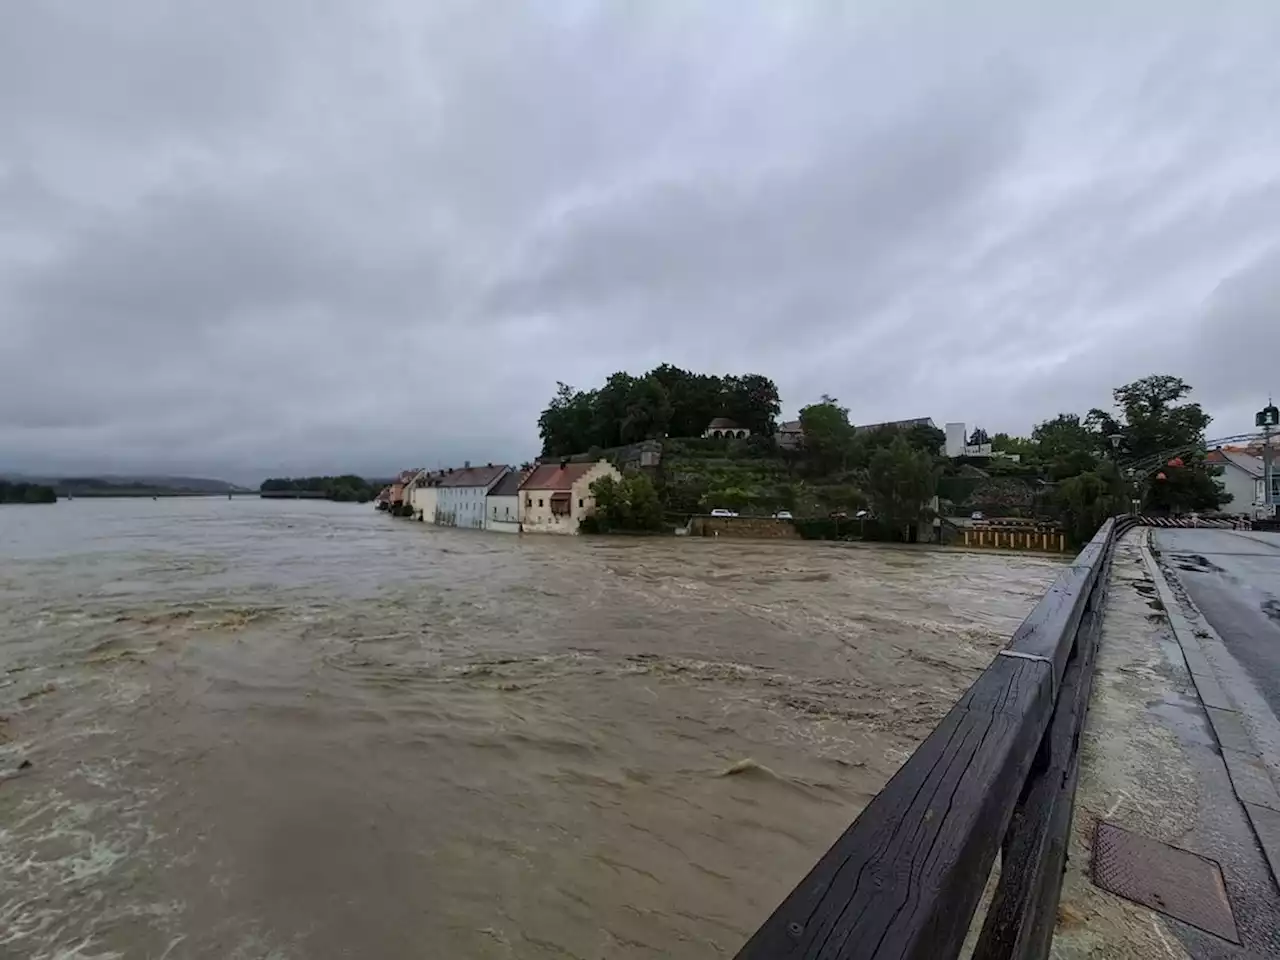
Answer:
[{"xmin": 0, "ymin": 498, "xmax": 1063, "ymax": 959}]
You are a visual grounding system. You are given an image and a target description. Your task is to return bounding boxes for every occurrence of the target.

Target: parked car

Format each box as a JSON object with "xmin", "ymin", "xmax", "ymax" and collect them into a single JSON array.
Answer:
[
  {"xmin": 970, "ymin": 511, "xmax": 985, "ymax": 521},
  {"xmin": 773, "ymin": 510, "xmax": 793, "ymax": 520},
  {"xmin": 829, "ymin": 510, "xmax": 848, "ymax": 520},
  {"xmin": 710, "ymin": 508, "xmax": 738, "ymax": 517}
]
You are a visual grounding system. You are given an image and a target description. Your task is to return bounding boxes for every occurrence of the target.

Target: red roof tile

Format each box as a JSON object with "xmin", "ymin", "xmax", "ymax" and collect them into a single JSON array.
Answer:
[{"xmin": 520, "ymin": 462, "xmax": 601, "ymax": 491}]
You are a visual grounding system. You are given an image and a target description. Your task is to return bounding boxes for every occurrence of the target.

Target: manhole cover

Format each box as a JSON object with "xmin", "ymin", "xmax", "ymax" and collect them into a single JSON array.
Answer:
[{"xmin": 1092, "ymin": 821, "xmax": 1239, "ymax": 943}]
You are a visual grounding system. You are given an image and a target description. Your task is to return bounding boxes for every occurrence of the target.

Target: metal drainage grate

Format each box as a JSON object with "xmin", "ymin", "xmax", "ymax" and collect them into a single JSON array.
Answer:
[{"xmin": 1092, "ymin": 821, "xmax": 1240, "ymax": 943}]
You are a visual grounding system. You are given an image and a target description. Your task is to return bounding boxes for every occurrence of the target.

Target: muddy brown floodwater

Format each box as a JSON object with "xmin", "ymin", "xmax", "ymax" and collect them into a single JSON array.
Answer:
[{"xmin": 0, "ymin": 498, "xmax": 1063, "ymax": 959}]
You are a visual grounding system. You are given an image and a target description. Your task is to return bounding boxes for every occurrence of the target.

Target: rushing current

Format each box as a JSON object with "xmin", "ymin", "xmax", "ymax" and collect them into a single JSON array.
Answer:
[{"xmin": 0, "ymin": 498, "xmax": 1062, "ymax": 959}]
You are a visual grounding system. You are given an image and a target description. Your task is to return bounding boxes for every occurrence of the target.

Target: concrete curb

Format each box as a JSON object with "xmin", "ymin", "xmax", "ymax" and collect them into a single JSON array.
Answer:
[{"xmin": 1139, "ymin": 528, "xmax": 1280, "ymax": 889}]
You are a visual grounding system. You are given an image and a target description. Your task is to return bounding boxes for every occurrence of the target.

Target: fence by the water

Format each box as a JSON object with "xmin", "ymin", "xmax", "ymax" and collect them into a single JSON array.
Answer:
[{"xmin": 960, "ymin": 522, "xmax": 1068, "ymax": 552}]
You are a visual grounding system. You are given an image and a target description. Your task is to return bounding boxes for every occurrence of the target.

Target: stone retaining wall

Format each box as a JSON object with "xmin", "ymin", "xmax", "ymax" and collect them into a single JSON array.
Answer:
[{"xmin": 688, "ymin": 516, "xmax": 800, "ymax": 539}]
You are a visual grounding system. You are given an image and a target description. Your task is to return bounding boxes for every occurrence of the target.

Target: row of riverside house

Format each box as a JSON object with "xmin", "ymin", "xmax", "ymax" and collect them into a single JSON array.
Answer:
[{"xmin": 391, "ymin": 458, "xmax": 623, "ymax": 535}]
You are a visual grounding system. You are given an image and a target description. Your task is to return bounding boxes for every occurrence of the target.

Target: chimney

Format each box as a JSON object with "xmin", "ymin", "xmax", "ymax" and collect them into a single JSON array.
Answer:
[{"xmin": 464, "ymin": 461, "xmax": 470, "ymax": 469}]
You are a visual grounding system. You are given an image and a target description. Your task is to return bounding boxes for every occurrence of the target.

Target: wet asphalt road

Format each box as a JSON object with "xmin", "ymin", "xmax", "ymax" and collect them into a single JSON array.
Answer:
[{"xmin": 1154, "ymin": 528, "xmax": 1280, "ymax": 719}]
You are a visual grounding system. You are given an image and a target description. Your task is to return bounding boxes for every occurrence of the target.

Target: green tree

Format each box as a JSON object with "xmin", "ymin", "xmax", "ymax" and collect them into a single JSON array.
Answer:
[
  {"xmin": 592, "ymin": 372, "xmax": 640, "ymax": 448},
  {"xmin": 1032, "ymin": 413, "xmax": 1099, "ymax": 459},
  {"xmin": 866, "ymin": 435, "xmax": 938, "ymax": 538},
  {"xmin": 619, "ymin": 374, "xmax": 674, "ymax": 443},
  {"xmin": 701, "ymin": 486, "xmax": 752, "ymax": 512},
  {"xmin": 798, "ymin": 395, "xmax": 853, "ymax": 474},
  {"xmin": 588, "ymin": 473, "xmax": 664, "ymax": 532},
  {"xmin": 991, "ymin": 433, "xmax": 1040, "ymax": 460},
  {"xmin": 626, "ymin": 474, "xmax": 664, "ymax": 529},
  {"xmin": 0, "ymin": 480, "xmax": 57, "ymax": 504},
  {"xmin": 1049, "ymin": 449, "xmax": 1101, "ymax": 482},
  {"xmin": 648, "ymin": 365, "xmax": 725, "ymax": 438},
  {"xmin": 1110, "ymin": 375, "xmax": 1212, "ymax": 460},
  {"xmin": 1029, "ymin": 413, "xmax": 1103, "ymax": 483},
  {"xmin": 968, "ymin": 426, "xmax": 990, "ymax": 446},
  {"xmin": 536, "ymin": 366, "xmax": 782, "ymax": 453},
  {"xmin": 722, "ymin": 373, "xmax": 782, "ymax": 436},
  {"xmin": 1144, "ymin": 456, "xmax": 1227, "ymax": 514},
  {"xmin": 538, "ymin": 382, "xmax": 598, "ymax": 456},
  {"xmin": 1100, "ymin": 375, "xmax": 1225, "ymax": 513},
  {"xmin": 258, "ymin": 475, "xmax": 378, "ymax": 502},
  {"xmin": 1057, "ymin": 471, "xmax": 1114, "ymax": 544},
  {"xmin": 902, "ymin": 422, "xmax": 947, "ymax": 457}
]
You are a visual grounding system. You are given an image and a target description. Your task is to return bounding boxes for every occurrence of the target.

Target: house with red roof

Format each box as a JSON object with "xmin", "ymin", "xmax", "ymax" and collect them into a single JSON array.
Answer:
[
  {"xmin": 519, "ymin": 459, "xmax": 621, "ymax": 534},
  {"xmin": 388, "ymin": 469, "xmax": 419, "ymax": 509}
]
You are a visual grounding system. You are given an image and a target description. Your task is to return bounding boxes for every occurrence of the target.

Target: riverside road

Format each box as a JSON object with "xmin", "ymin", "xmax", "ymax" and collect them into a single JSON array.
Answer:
[{"xmin": 1156, "ymin": 528, "xmax": 1280, "ymax": 724}]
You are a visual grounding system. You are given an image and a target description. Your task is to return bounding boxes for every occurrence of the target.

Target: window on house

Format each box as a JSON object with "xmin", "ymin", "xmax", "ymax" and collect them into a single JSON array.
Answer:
[
  {"xmin": 578, "ymin": 498, "xmax": 584, "ymax": 508},
  {"xmin": 538, "ymin": 499, "xmax": 544, "ymax": 507},
  {"xmin": 526, "ymin": 497, "xmax": 531, "ymax": 507}
]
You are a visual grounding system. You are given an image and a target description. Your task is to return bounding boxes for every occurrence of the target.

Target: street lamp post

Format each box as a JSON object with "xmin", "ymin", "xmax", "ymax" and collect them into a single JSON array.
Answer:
[
  {"xmin": 1259, "ymin": 402, "xmax": 1279, "ymax": 518},
  {"xmin": 1106, "ymin": 433, "xmax": 1125, "ymax": 514}
]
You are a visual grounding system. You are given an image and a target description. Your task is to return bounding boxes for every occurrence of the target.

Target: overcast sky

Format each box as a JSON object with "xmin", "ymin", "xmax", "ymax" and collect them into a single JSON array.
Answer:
[{"xmin": 3, "ymin": 3, "xmax": 1278, "ymax": 482}]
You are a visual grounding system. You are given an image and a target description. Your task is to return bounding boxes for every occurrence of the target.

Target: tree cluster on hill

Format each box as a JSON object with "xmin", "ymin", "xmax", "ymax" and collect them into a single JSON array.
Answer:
[
  {"xmin": 537, "ymin": 365, "xmax": 781, "ymax": 456},
  {"xmin": 796, "ymin": 395, "xmax": 946, "ymax": 474},
  {"xmin": 981, "ymin": 375, "xmax": 1226, "ymax": 543},
  {"xmin": 538, "ymin": 365, "xmax": 1224, "ymax": 546},
  {"xmin": 788, "ymin": 395, "xmax": 945, "ymax": 537},
  {"xmin": 0, "ymin": 480, "xmax": 57, "ymax": 504},
  {"xmin": 259, "ymin": 475, "xmax": 379, "ymax": 502}
]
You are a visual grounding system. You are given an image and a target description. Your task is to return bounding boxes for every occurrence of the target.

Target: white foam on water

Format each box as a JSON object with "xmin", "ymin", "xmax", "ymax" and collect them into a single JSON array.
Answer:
[{"xmin": 0, "ymin": 768, "xmax": 177, "ymax": 960}]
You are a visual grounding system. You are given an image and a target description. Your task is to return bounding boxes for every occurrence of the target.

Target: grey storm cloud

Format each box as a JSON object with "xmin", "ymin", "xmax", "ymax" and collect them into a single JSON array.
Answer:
[{"xmin": 2, "ymin": 2, "xmax": 1279, "ymax": 482}]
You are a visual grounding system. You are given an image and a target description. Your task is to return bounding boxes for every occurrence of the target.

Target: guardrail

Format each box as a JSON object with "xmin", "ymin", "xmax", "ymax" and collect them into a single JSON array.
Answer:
[{"xmin": 735, "ymin": 516, "xmax": 1136, "ymax": 960}]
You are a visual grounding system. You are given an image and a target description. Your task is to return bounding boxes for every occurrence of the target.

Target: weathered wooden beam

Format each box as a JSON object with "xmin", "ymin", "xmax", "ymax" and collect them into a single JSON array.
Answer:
[
  {"xmin": 1004, "ymin": 565, "xmax": 1092, "ymax": 693},
  {"xmin": 971, "ymin": 584, "xmax": 1106, "ymax": 959},
  {"xmin": 734, "ymin": 655, "xmax": 1054, "ymax": 960}
]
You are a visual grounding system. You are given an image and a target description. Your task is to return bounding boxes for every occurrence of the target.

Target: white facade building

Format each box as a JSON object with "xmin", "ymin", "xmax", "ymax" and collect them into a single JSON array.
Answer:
[
  {"xmin": 945, "ymin": 421, "xmax": 995, "ymax": 458},
  {"xmin": 703, "ymin": 418, "xmax": 750, "ymax": 439},
  {"xmin": 408, "ymin": 470, "xmax": 440, "ymax": 521},
  {"xmin": 1207, "ymin": 449, "xmax": 1268, "ymax": 517},
  {"xmin": 434, "ymin": 464, "xmax": 509, "ymax": 529}
]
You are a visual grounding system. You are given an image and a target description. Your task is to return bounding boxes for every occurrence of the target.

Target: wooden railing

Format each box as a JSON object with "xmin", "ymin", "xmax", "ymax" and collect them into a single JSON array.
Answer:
[{"xmin": 735, "ymin": 517, "xmax": 1135, "ymax": 960}]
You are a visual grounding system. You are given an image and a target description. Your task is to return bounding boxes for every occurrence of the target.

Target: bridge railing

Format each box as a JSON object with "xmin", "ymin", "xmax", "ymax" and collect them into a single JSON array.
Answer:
[{"xmin": 735, "ymin": 516, "xmax": 1136, "ymax": 960}]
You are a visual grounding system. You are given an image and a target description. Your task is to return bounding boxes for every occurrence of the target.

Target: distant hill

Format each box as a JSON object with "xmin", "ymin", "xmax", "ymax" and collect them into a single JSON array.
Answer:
[{"xmin": 1, "ymin": 474, "xmax": 250, "ymax": 497}]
